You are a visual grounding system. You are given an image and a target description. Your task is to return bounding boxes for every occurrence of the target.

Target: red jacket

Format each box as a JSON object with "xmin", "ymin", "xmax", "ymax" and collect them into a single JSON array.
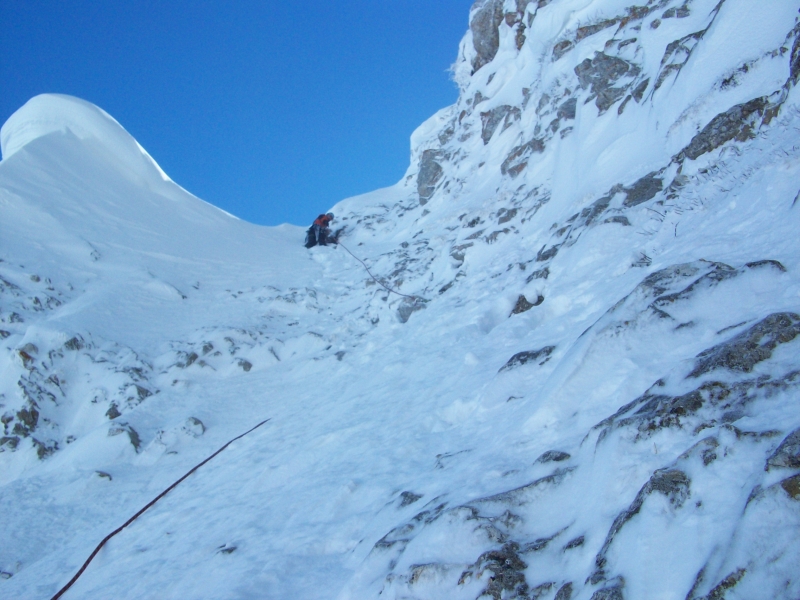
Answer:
[{"xmin": 314, "ymin": 214, "xmax": 332, "ymax": 227}]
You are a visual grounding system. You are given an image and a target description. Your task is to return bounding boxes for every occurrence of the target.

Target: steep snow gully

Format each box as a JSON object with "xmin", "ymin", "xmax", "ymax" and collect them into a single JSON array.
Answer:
[{"xmin": 2, "ymin": 1, "xmax": 800, "ymax": 599}]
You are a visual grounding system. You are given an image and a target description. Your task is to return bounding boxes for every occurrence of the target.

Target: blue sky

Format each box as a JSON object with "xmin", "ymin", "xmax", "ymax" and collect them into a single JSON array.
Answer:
[{"xmin": 1, "ymin": 1, "xmax": 471, "ymax": 226}]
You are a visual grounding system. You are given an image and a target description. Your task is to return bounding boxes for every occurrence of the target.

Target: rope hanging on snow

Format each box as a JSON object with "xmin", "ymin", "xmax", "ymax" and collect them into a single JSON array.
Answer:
[
  {"xmin": 337, "ymin": 241, "xmax": 427, "ymax": 303},
  {"xmin": 51, "ymin": 418, "xmax": 271, "ymax": 600}
]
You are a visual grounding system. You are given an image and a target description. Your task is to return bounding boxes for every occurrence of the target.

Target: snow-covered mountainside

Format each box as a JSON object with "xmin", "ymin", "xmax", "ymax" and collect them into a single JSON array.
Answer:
[{"xmin": 2, "ymin": 0, "xmax": 800, "ymax": 598}]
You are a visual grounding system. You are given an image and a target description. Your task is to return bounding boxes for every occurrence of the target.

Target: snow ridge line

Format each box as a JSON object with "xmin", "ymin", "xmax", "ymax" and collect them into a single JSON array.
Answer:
[
  {"xmin": 337, "ymin": 241, "xmax": 428, "ymax": 302},
  {"xmin": 50, "ymin": 417, "xmax": 272, "ymax": 600}
]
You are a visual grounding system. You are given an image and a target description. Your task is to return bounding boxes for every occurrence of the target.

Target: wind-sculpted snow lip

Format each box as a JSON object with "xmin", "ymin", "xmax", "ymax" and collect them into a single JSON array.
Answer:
[{"xmin": 1, "ymin": 94, "xmax": 174, "ymax": 186}]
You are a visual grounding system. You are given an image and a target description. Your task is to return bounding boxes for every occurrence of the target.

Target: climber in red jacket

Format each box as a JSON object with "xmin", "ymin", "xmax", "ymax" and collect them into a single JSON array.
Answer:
[{"xmin": 305, "ymin": 213, "xmax": 335, "ymax": 248}]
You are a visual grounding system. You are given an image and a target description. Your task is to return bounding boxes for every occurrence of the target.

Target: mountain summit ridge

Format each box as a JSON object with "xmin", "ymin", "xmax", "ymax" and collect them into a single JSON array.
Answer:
[
  {"xmin": 2, "ymin": 1, "xmax": 800, "ymax": 598},
  {"xmin": 2, "ymin": 94, "xmax": 175, "ymax": 189}
]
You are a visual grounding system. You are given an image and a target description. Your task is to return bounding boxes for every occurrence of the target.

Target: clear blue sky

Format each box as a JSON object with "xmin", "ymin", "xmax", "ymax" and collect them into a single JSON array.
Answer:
[{"xmin": 1, "ymin": 1, "xmax": 471, "ymax": 226}]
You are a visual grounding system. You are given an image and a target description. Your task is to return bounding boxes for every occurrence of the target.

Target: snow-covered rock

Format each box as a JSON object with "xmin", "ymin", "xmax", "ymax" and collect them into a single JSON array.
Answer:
[{"xmin": 2, "ymin": 0, "xmax": 800, "ymax": 598}]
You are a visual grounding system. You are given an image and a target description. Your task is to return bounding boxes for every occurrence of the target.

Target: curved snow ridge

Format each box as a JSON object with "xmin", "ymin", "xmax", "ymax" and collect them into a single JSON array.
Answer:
[{"xmin": 0, "ymin": 93, "xmax": 171, "ymax": 183}]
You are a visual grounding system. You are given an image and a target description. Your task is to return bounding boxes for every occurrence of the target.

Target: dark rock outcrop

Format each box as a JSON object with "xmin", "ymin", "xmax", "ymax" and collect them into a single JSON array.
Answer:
[
  {"xmin": 497, "ymin": 208, "xmax": 518, "ymax": 224},
  {"xmin": 526, "ymin": 267, "xmax": 549, "ymax": 282},
  {"xmin": 417, "ymin": 150, "xmax": 445, "ymax": 203},
  {"xmin": 399, "ymin": 491, "xmax": 423, "ymax": 507},
  {"xmin": 108, "ymin": 422, "xmax": 141, "ymax": 452},
  {"xmin": 591, "ymin": 580, "xmax": 625, "ymax": 600},
  {"xmin": 564, "ymin": 535, "xmax": 584, "ymax": 550},
  {"xmin": 510, "ymin": 294, "xmax": 543, "ymax": 315},
  {"xmin": 623, "ymin": 171, "xmax": 663, "ymax": 207},
  {"xmin": 553, "ymin": 40, "xmax": 575, "ymax": 61},
  {"xmin": 745, "ymin": 259, "xmax": 786, "ymax": 272},
  {"xmin": 689, "ymin": 313, "xmax": 800, "ymax": 378},
  {"xmin": 654, "ymin": 31, "xmax": 704, "ymax": 92},
  {"xmin": 694, "ymin": 568, "xmax": 747, "ymax": 600},
  {"xmin": 63, "ymin": 336, "xmax": 84, "ymax": 351},
  {"xmin": 592, "ymin": 470, "xmax": 690, "ymax": 582},
  {"xmin": 781, "ymin": 474, "xmax": 800, "ymax": 499},
  {"xmin": 471, "ymin": 542, "xmax": 529, "ymax": 599},
  {"xmin": 677, "ymin": 97, "xmax": 769, "ymax": 161},
  {"xmin": 555, "ymin": 582, "xmax": 574, "ymax": 600},
  {"xmin": 576, "ymin": 19, "xmax": 619, "ymax": 42},
  {"xmin": 105, "ymin": 404, "xmax": 121, "ymax": 419},
  {"xmin": 790, "ymin": 28, "xmax": 800, "ymax": 86},
  {"xmin": 575, "ymin": 52, "xmax": 640, "ymax": 113},
  {"xmin": 183, "ymin": 417, "xmax": 206, "ymax": 437},
  {"xmin": 557, "ymin": 97, "xmax": 577, "ymax": 120},
  {"xmin": 397, "ymin": 297, "xmax": 426, "ymax": 323},
  {"xmin": 599, "ymin": 369, "xmax": 800, "ymax": 440},
  {"xmin": 477, "ymin": 467, "xmax": 574, "ymax": 505},
  {"xmin": 501, "ymin": 137, "xmax": 545, "ymax": 177},
  {"xmin": 536, "ymin": 244, "xmax": 560, "ymax": 262},
  {"xmin": 500, "ymin": 346, "xmax": 555, "ymax": 372},
  {"xmin": 766, "ymin": 428, "xmax": 800, "ymax": 470},
  {"xmin": 481, "ymin": 105, "xmax": 521, "ymax": 144},
  {"xmin": 536, "ymin": 450, "xmax": 570, "ymax": 464},
  {"xmin": 0, "ymin": 436, "xmax": 20, "ymax": 450},
  {"xmin": 471, "ymin": 0, "xmax": 505, "ymax": 72}
]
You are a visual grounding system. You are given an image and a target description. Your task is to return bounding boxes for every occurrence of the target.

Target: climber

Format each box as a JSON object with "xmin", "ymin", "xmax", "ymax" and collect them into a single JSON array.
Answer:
[{"xmin": 305, "ymin": 213, "xmax": 336, "ymax": 248}]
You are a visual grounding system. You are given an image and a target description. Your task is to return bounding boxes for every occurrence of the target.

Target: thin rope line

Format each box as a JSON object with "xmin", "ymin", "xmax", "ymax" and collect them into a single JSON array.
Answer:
[
  {"xmin": 337, "ymin": 241, "xmax": 427, "ymax": 302},
  {"xmin": 51, "ymin": 418, "xmax": 271, "ymax": 600}
]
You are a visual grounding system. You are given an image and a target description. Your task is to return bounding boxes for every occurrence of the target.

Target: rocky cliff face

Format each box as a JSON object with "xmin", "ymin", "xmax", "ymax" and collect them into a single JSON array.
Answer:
[
  {"xmin": 327, "ymin": 1, "xmax": 800, "ymax": 598},
  {"xmin": 2, "ymin": 2, "xmax": 800, "ymax": 599}
]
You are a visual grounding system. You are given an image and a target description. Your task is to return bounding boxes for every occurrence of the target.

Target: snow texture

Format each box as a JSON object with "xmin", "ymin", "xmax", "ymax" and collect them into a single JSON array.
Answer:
[{"xmin": 2, "ymin": 1, "xmax": 800, "ymax": 598}]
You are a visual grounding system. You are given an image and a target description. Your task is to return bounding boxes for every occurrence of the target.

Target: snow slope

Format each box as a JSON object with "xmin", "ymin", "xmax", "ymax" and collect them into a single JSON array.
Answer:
[{"xmin": 2, "ymin": 1, "xmax": 800, "ymax": 599}]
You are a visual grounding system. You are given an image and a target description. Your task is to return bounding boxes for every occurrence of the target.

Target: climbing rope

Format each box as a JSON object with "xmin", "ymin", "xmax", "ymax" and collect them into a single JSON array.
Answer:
[
  {"xmin": 337, "ymin": 241, "xmax": 428, "ymax": 303},
  {"xmin": 51, "ymin": 418, "xmax": 271, "ymax": 600}
]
